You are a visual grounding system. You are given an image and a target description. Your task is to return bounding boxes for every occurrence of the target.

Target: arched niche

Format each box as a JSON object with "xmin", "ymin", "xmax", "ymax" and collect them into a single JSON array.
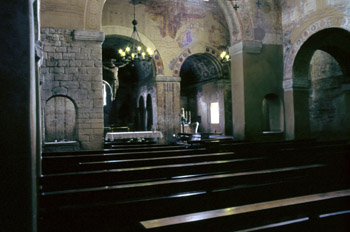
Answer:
[
  {"xmin": 146, "ymin": 94, "xmax": 153, "ymax": 131},
  {"xmin": 45, "ymin": 96, "xmax": 77, "ymax": 142},
  {"xmin": 138, "ymin": 96, "xmax": 146, "ymax": 131},
  {"xmin": 262, "ymin": 94, "xmax": 284, "ymax": 132}
]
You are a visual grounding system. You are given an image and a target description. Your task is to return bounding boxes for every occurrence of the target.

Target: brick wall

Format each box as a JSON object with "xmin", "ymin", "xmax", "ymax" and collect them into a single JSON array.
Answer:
[{"xmin": 41, "ymin": 28, "xmax": 104, "ymax": 150}]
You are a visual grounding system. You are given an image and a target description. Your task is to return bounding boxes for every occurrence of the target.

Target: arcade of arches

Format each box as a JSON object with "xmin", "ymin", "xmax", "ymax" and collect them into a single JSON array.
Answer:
[{"xmin": 35, "ymin": 0, "xmax": 350, "ymax": 150}]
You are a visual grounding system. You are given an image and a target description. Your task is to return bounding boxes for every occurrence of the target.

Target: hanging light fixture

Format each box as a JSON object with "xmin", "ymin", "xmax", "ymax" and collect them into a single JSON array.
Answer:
[
  {"xmin": 220, "ymin": 50, "xmax": 231, "ymax": 63},
  {"xmin": 118, "ymin": 0, "xmax": 154, "ymax": 63}
]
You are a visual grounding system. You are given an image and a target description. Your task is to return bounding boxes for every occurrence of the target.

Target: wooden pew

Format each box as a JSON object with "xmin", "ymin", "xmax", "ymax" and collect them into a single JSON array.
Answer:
[
  {"xmin": 38, "ymin": 140, "xmax": 350, "ymax": 232},
  {"xmin": 140, "ymin": 189, "xmax": 350, "ymax": 232},
  {"xmin": 42, "ymin": 147, "xmax": 208, "ymax": 174},
  {"xmin": 39, "ymin": 163, "xmax": 349, "ymax": 232},
  {"xmin": 40, "ymin": 147, "xmax": 348, "ymax": 192},
  {"xmin": 42, "ymin": 144, "xmax": 186, "ymax": 157}
]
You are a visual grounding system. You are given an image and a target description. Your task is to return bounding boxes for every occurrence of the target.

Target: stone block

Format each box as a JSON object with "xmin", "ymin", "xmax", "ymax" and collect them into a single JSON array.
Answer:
[
  {"xmin": 58, "ymin": 60, "xmax": 69, "ymax": 67},
  {"xmin": 93, "ymin": 99, "xmax": 104, "ymax": 108},
  {"xmin": 65, "ymin": 67, "xmax": 78, "ymax": 74},
  {"xmin": 81, "ymin": 60, "xmax": 94, "ymax": 67},
  {"xmin": 93, "ymin": 128, "xmax": 104, "ymax": 134},
  {"xmin": 78, "ymin": 134, "xmax": 90, "ymax": 142},
  {"xmin": 47, "ymin": 52, "xmax": 62, "ymax": 60},
  {"xmin": 56, "ymin": 47, "xmax": 67, "ymax": 53},
  {"xmin": 61, "ymin": 81, "xmax": 79, "ymax": 89},
  {"xmin": 88, "ymin": 90, "xmax": 103, "ymax": 99},
  {"xmin": 46, "ymin": 60, "xmax": 58, "ymax": 67},
  {"xmin": 94, "ymin": 61, "xmax": 102, "ymax": 67},
  {"xmin": 77, "ymin": 112, "xmax": 90, "ymax": 119},
  {"xmin": 68, "ymin": 47, "xmax": 81, "ymax": 53},
  {"xmin": 73, "ymin": 74, "xmax": 91, "ymax": 81},
  {"xmin": 50, "ymin": 67, "xmax": 64, "ymax": 74},
  {"xmin": 43, "ymin": 46, "xmax": 56, "ymax": 52},
  {"xmin": 77, "ymin": 123, "xmax": 91, "ymax": 129},
  {"xmin": 91, "ymin": 81, "xmax": 103, "ymax": 90},
  {"xmin": 42, "ymin": 81, "xmax": 59, "ymax": 91},
  {"xmin": 75, "ymin": 100, "xmax": 93, "ymax": 108},
  {"xmin": 63, "ymin": 53, "xmax": 75, "ymax": 60},
  {"xmin": 76, "ymin": 53, "xmax": 89, "ymax": 60},
  {"xmin": 51, "ymin": 87, "xmax": 68, "ymax": 95},
  {"xmin": 90, "ymin": 112, "xmax": 103, "ymax": 119},
  {"xmin": 54, "ymin": 74, "xmax": 72, "ymax": 81},
  {"xmin": 68, "ymin": 89, "xmax": 88, "ymax": 100},
  {"xmin": 69, "ymin": 60, "xmax": 82, "ymax": 67},
  {"xmin": 86, "ymin": 67, "xmax": 101, "ymax": 74},
  {"xmin": 79, "ymin": 128, "xmax": 94, "ymax": 134},
  {"xmin": 79, "ymin": 81, "xmax": 91, "ymax": 90}
]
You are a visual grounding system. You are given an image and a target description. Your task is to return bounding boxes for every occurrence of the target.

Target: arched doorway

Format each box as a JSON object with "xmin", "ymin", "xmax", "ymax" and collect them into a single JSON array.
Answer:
[
  {"xmin": 45, "ymin": 96, "xmax": 76, "ymax": 142},
  {"xmin": 291, "ymin": 28, "xmax": 350, "ymax": 140},
  {"xmin": 180, "ymin": 53, "xmax": 231, "ymax": 135}
]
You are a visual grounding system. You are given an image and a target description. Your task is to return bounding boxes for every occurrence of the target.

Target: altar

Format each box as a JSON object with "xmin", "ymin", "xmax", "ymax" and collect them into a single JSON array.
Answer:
[{"xmin": 105, "ymin": 131, "xmax": 163, "ymax": 142}]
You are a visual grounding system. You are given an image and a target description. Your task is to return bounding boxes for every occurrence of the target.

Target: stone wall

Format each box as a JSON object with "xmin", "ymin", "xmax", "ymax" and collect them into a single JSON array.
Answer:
[{"xmin": 41, "ymin": 28, "xmax": 105, "ymax": 150}]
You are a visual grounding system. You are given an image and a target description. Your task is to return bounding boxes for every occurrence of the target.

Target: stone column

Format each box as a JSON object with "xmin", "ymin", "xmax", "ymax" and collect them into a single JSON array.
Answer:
[
  {"xmin": 229, "ymin": 41, "xmax": 263, "ymax": 140},
  {"xmin": 0, "ymin": 1, "xmax": 39, "ymax": 231},
  {"xmin": 283, "ymin": 78, "xmax": 311, "ymax": 140},
  {"xmin": 41, "ymin": 29, "xmax": 105, "ymax": 150},
  {"xmin": 217, "ymin": 79, "xmax": 232, "ymax": 135},
  {"xmin": 155, "ymin": 76, "xmax": 181, "ymax": 143}
]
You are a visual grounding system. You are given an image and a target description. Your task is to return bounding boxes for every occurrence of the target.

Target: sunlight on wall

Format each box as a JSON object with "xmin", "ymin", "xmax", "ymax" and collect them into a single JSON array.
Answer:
[{"xmin": 210, "ymin": 102, "xmax": 219, "ymax": 124}]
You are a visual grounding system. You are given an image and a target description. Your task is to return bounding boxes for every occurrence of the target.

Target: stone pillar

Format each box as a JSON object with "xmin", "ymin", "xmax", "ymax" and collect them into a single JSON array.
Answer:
[
  {"xmin": 217, "ymin": 79, "xmax": 232, "ymax": 135},
  {"xmin": 41, "ymin": 28, "xmax": 105, "ymax": 150},
  {"xmin": 0, "ymin": 1, "xmax": 39, "ymax": 231},
  {"xmin": 229, "ymin": 41, "xmax": 263, "ymax": 140},
  {"xmin": 155, "ymin": 76, "xmax": 181, "ymax": 143},
  {"xmin": 283, "ymin": 78, "xmax": 311, "ymax": 140}
]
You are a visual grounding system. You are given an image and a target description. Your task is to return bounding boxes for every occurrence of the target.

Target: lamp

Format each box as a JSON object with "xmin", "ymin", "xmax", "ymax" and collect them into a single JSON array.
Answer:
[
  {"xmin": 220, "ymin": 50, "xmax": 231, "ymax": 63},
  {"xmin": 118, "ymin": 0, "xmax": 153, "ymax": 64}
]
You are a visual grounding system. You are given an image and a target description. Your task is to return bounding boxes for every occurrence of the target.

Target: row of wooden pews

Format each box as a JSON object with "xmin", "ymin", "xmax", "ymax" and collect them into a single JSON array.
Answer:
[{"xmin": 38, "ymin": 139, "xmax": 350, "ymax": 232}]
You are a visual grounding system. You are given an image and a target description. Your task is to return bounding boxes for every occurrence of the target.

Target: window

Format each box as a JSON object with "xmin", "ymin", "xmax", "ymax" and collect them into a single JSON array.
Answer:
[{"xmin": 210, "ymin": 102, "xmax": 219, "ymax": 124}]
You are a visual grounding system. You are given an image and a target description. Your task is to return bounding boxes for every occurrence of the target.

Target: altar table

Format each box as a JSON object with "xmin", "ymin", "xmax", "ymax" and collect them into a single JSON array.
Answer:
[{"xmin": 105, "ymin": 131, "xmax": 163, "ymax": 142}]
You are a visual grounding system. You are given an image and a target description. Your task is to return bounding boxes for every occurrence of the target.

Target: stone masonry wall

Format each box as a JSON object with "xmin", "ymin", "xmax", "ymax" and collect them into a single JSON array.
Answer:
[{"xmin": 41, "ymin": 28, "xmax": 104, "ymax": 150}]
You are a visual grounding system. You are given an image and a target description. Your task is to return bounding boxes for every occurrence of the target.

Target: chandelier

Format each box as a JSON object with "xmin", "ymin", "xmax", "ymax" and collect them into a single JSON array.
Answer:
[
  {"xmin": 118, "ymin": 0, "xmax": 153, "ymax": 63},
  {"xmin": 220, "ymin": 51, "xmax": 231, "ymax": 63}
]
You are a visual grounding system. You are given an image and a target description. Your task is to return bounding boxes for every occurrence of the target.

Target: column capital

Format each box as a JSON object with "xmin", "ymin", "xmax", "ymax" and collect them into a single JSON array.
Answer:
[
  {"xmin": 283, "ymin": 78, "xmax": 311, "ymax": 91},
  {"xmin": 73, "ymin": 30, "xmax": 105, "ymax": 42},
  {"xmin": 229, "ymin": 40, "xmax": 262, "ymax": 56},
  {"xmin": 155, "ymin": 75, "xmax": 181, "ymax": 82}
]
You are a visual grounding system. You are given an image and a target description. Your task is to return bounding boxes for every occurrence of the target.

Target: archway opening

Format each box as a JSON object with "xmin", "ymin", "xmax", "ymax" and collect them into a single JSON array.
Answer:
[
  {"xmin": 293, "ymin": 28, "xmax": 350, "ymax": 140},
  {"xmin": 180, "ymin": 53, "xmax": 231, "ymax": 135},
  {"xmin": 102, "ymin": 35, "xmax": 156, "ymax": 131}
]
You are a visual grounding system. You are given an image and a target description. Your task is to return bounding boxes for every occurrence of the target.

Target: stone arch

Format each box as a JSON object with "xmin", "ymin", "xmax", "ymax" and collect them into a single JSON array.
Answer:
[
  {"xmin": 284, "ymin": 16, "xmax": 350, "ymax": 81},
  {"xmin": 217, "ymin": 0, "xmax": 244, "ymax": 44},
  {"xmin": 102, "ymin": 25, "xmax": 164, "ymax": 75},
  {"xmin": 173, "ymin": 46, "xmax": 224, "ymax": 77},
  {"xmin": 85, "ymin": 0, "xmax": 106, "ymax": 31},
  {"xmin": 284, "ymin": 25, "xmax": 350, "ymax": 140}
]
